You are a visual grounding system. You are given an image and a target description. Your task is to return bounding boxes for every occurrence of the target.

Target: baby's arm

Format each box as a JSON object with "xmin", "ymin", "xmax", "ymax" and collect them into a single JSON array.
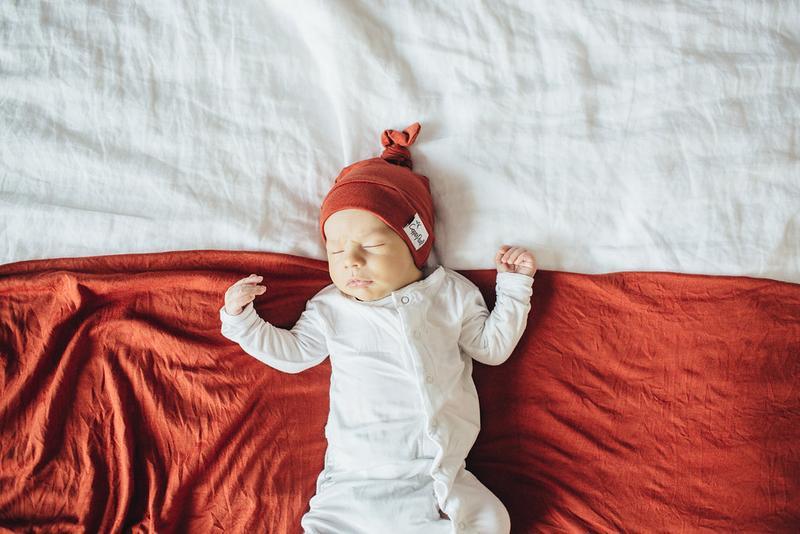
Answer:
[
  {"xmin": 219, "ymin": 280, "xmax": 328, "ymax": 374},
  {"xmin": 457, "ymin": 272, "xmax": 533, "ymax": 365},
  {"xmin": 458, "ymin": 246, "xmax": 536, "ymax": 365}
]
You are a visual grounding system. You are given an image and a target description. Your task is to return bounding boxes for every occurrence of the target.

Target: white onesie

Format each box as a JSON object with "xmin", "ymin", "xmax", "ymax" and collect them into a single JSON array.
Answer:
[{"xmin": 219, "ymin": 264, "xmax": 534, "ymax": 533}]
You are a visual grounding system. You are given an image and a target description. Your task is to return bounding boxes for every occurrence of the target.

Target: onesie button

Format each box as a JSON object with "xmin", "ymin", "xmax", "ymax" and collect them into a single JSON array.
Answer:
[
  {"xmin": 401, "ymin": 296, "xmax": 410, "ymax": 304},
  {"xmin": 458, "ymin": 521, "xmax": 466, "ymax": 530},
  {"xmin": 425, "ymin": 374, "xmax": 434, "ymax": 384},
  {"xmin": 413, "ymin": 330, "xmax": 421, "ymax": 339}
]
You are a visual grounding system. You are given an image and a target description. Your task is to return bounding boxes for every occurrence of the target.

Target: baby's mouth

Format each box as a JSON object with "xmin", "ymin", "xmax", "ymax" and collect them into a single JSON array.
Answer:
[{"xmin": 347, "ymin": 279, "xmax": 373, "ymax": 288}]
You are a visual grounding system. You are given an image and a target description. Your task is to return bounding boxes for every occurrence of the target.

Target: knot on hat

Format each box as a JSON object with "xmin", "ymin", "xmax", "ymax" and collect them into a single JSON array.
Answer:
[{"xmin": 380, "ymin": 122, "xmax": 421, "ymax": 170}]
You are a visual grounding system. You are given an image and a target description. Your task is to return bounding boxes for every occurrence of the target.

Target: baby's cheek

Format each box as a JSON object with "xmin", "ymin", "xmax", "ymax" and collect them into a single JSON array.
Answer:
[{"xmin": 326, "ymin": 262, "xmax": 339, "ymax": 280}]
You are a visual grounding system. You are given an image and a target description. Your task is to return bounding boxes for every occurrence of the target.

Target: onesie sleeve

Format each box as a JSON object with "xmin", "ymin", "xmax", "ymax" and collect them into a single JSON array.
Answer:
[
  {"xmin": 219, "ymin": 295, "xmax": 329, "ymax": 374},
  {"xmin": 457, "ymin": 272, "xmax": 534, "ymax": 366}
]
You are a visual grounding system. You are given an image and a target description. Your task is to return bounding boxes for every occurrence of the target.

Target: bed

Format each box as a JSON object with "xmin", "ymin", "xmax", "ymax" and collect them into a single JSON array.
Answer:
[{"xmin": 1, "ymin": 1, "xmax": 799, "ymax": 532}]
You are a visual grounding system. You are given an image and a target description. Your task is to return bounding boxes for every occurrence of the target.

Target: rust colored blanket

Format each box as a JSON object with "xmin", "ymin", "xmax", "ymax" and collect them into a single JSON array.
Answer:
[{"xmin": 1, "ymin": 251, "xmax": 799, "ymax": 532}]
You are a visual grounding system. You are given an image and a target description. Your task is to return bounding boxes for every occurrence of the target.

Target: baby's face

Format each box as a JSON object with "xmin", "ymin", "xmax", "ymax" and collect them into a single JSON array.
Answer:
[{"xmin": 324, "ymin": 209, "xmax": 423, "ymax": 302}]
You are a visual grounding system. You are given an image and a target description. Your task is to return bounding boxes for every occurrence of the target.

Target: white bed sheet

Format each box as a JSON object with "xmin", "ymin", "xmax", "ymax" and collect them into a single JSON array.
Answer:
[{"xmin": 1, "ymin": 1, "xmax": 798, "ymax": 283}]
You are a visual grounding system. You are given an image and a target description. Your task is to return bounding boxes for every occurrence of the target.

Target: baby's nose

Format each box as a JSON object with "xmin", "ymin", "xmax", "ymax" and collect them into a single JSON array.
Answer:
[{"xmin": 343, "ymin": 252, "xmax": 364, "ymax": 269}]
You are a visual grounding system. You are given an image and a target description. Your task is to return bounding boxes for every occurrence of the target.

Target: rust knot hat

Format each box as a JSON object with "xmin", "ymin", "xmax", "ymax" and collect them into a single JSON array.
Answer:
[{"xmin": 319, "ymin": 122, "xmax": 435, "ymax": 270}]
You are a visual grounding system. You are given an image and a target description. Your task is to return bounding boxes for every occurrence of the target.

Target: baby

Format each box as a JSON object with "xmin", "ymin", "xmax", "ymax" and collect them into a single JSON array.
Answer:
[{"xmin": 220, "ymin": 123, "xmax": 536, "ymax": 534}]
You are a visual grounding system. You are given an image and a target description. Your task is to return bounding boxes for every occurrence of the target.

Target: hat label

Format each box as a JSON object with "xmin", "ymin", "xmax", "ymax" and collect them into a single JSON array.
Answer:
[{"xmin": 403, "ymin": 212, "xmax": 429, "ymax": 250}]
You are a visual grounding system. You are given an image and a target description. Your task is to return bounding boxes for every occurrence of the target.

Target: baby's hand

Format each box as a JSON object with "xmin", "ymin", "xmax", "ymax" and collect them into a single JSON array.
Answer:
[
  {"xmin": 224, "ymin": 274, "xmax": 267, "ymax": 316},
  {"xmin": 495, "ymin": 245, "xmax": 537, "ymax": 277}
]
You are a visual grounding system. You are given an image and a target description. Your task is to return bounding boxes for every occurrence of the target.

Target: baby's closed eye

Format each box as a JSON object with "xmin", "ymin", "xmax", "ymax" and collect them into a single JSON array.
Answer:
[{"xmin": 329, "ymin": 244, "xmax": 384, "ymax": 254}]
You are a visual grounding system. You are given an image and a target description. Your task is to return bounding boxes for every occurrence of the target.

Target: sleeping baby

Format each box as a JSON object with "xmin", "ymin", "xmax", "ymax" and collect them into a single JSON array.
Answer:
[{"xmin": 219, "ymin": 123, "xmax": 536, "ymax": 533}]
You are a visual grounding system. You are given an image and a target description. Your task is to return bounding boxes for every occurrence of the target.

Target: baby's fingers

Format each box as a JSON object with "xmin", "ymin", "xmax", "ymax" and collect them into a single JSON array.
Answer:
[
  {"xmin": 240, "ymin": 284, "xmax": 267, "ymax": 297},
  {"xmin": 508, "ymin": 248, "xmax": 527, "ymax": 265},
  {"xmin": 234, "ymin": 286, "xmax": 265, "ymax": 306},
  {"xmin": 500, "ymin": 246, "xmax": 521, "ymax": 264},
  {"xmin": 495, "ymin": 245, "xmax": 511, "ymax": 262},
  {"xmin": 235, "ymin": 274, "xmax": 263, "ymax": 286}
]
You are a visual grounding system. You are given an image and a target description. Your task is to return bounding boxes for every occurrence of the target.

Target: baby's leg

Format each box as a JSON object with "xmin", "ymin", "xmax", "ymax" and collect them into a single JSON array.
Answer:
[
  {"xmin": 445, "ymin": 469, "xmax": 511, "ymax": 534},
  {"xmin": 302, "ymin": 473, "xmax": 452, "ymax": 534}
]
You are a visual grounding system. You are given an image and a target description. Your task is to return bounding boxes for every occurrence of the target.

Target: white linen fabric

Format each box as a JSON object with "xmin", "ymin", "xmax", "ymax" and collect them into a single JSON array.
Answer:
[
  {"xmin": 1, "ymin": 1, "xmax": 798, "ymax": 283},
  {"xmin": 219, "ymin": 264, "xmax": 534, "ymax": 533}
]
